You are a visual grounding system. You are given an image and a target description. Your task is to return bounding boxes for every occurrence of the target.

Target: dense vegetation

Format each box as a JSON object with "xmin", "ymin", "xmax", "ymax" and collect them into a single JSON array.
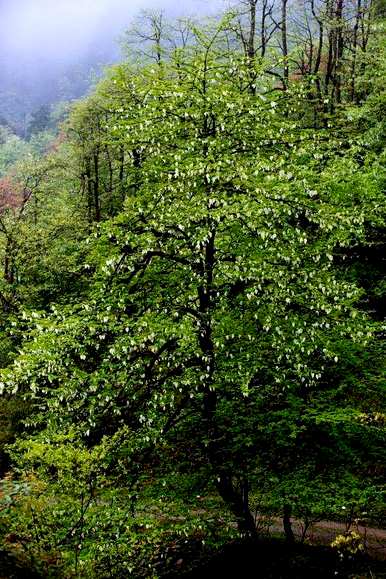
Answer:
[{"xmin": 0, "ymin": 1, "xmax": 385, "ymax": 577}]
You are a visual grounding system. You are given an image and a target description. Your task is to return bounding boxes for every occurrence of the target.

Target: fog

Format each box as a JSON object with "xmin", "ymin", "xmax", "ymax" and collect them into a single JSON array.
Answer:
[
  {"xmin": 0, "ymin": 0, "xmax": 224, "ymax": 131},
  {"xmin": 0, "ymin": 0, "xmax": 224, "ymax": 63}
]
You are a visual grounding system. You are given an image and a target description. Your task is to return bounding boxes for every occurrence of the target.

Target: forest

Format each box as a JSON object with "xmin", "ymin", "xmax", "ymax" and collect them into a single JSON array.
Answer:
[{"xmin": 0, "ymin": 0, "xmax": 385, "ymax": 577}]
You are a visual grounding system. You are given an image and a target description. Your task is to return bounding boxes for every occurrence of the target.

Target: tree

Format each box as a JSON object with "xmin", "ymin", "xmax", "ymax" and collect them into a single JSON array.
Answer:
[
  {"xmin": 123, "ymin": 10, "xmax": 169, "ymax": 65},
  {"xmin": 2, "ymin": 17, "xmax": 381, "ymax": 541}
]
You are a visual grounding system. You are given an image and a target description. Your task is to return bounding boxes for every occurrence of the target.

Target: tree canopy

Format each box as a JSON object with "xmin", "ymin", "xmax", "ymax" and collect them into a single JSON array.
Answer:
[{"xmin": 0, "ymin": 3, "xmax": 385, "ymax": 578}]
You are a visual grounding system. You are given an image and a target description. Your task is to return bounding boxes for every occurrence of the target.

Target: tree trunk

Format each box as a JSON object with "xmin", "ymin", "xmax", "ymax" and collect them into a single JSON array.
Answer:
[
  {"xmin": 324, "ymin": 0, "xmax": 336, "ymax": 113},
  {"xmin": 93, "ymin": 150, "xmax": 101, "ymax": 222},
  {"xmin": 350, "ymin": 0, "xmax": 362, "ymax": 101},
  {"xmin": 310, "ymin": 1, "xmax": 324, "ymax": 124},
  {"xmin": 119, "ymin": 146, "xmax": 125, "ymax": 201},
  {"xmin": 245, "ymin": 0, "xmax": 257, "ymax": 94},
  {"xmin": 248, "ymin": 0, "xmax": 257, "ymax": 61},
  {"xmin": 4, "ymin": 238, "xmax": 15, "ymax": 285},
  {"xmin": 217, "ymin": 475, "xmax": 258, "ymax": 538},
  {"xmin": 283, "ymin": 504, "xmax": 295, "ymax": 543},
  {"xmin": 281, "ymin": 0, "xmax": 289, "ymax": 88},
  {"xmin": 85, "ymin": 158, "xmax": 93, "ymax": 225},
  {"xmin": 334, "ymin": 0, "xmax": 345, "ymax": 104},
  {"xmin": 311, "ymin": 0, "xmax": 324, "ymax": 78},
  {"xmin": 198, "ymin": 83, "xmax": 257, "ymax": 540},
  {"xmin": 105, "ymin": 145, "xmax": 113, "ymax": 195}
]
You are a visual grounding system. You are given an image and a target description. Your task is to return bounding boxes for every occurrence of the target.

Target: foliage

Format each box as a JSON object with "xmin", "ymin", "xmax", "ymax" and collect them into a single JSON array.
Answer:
[{"xmin": 0, "ymin": 5, "xmax": 384, "ymax": 578}]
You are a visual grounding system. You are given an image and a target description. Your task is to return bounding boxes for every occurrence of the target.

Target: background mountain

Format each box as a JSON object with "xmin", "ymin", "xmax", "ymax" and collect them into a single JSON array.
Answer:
[{"xmin": 0, "ymin": 0, "xmax": 224, "ymax": 135}]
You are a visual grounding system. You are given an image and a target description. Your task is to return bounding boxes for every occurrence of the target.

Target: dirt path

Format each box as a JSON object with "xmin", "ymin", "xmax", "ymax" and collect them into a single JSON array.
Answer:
[{"xmin": 267, "ymin": 518, "xmax": 386, "ymax": 560}]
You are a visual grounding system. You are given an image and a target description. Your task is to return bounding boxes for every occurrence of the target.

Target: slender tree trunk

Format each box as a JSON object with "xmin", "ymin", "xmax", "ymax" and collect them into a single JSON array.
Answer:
[
  {"xmin": 105, "ymin": 145, "xmax": 113, "ymax": 194},
  {"xmin": 310, "ymin": 0, "xmax": 324, "ymax": 124},
  {"xmin": 93, "ymin": 150, "xmax": 101, "ymax": 222},
  {"xmin": 261, "ymin": 0, "xmax": 268, "ymax": 57},
  {"xmin": 4, "ymin": 236, "xmax": 15, "ymax": 285},
  {"xmin": 335, "ymin": 0, "xmax": 345, "ymax": 104},
  {"xmin": 312, "ymin": 0, "xmax": 324, "ymax": 78},
  {"xmin": 358, "ymin": 0, "xmax": 372, "ymax": 81},
  {"xmin": 360, "ymin": 0, "xmax": 372, "ymax": 55},
  {"xmin": 156, "ymin": 38, "xmax": 162, "ymax": 67},
  {"xmin": 307, "ymin": 20, "xmax": 314, "ymax": 75},
  {"xmin": 246, "ymin": 0, "xmax": 257, "ymax": 94},
  {"xmin": 4, "ymin": 253, "xmax": 10, "ymax": 284},
  {"xmin": 119, "ymin": 146, "xmax": 125, "ymax": 201},
  {"xmin": 85, "ymin": 158, "xmax": 93, "ymax": 225},
  {"xmin": 349, "ymin": 0, "xmax": 362, "ymax": 101},
  {"xmin": 281, "ymin": 0, "xmax": 289, "ymax": 88},
  {"xmin": 324, "ymin": 0, "xmax": 336, "ymax": 113},
  {"xmin": 154, "ymin": 13, "xmax": 163, "ymax": 67},
  {"xmin": 248, "ymin": 0, "xmax": 257, "ymax": 61}
]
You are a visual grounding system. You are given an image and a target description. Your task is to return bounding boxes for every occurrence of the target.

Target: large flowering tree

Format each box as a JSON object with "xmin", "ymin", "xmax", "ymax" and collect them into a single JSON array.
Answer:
[{"xmin": 2, "ymin": 22, "xmax": 382, "ymax": 549}]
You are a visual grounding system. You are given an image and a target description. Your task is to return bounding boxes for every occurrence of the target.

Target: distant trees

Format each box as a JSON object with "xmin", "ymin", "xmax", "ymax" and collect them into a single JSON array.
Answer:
[
  {"xmin": 26, "ymin": 104, "xmax": 51, "ymax": 140},
  {"xmin": 230, "ymin": 0, "xmax": 378, "ymax": 112},
  {"xmin": 68, "ymin": 87, "xmax": 130, "ymax": 224}
]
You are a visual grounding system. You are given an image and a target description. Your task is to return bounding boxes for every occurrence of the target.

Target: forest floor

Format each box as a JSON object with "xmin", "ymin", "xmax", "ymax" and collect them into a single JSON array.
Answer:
[
  {"xmin": 0, "ymin": 520, "xmax": 385, "ymax": 578},
  {"xmin": 269, "ymin": 517, "xmax": 386, "ymax": 560},
  {"xmin": 171, "ymin": 519, "xmax": 386, "ymax": 579},
  {"xmin": 181, "ymin": 538, "xmax": 386, "ymax": 579}
]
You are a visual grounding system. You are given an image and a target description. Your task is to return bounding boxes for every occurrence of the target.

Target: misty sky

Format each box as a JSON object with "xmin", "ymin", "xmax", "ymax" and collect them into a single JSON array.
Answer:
[
  {"xmin": 0, "ymin": 0, "xmax": 225, "ymax": 65},
  {"xmin": 0, "ymin": 0, "xmax": 226, "ymax": 127}
]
